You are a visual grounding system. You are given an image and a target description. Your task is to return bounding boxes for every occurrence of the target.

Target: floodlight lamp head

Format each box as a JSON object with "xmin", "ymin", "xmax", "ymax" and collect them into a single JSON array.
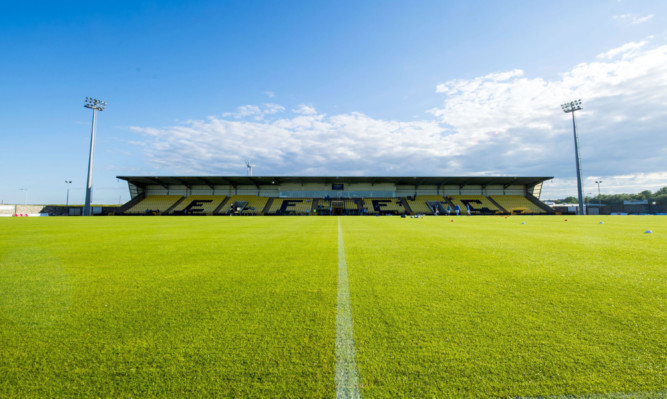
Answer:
[
  {"xmin": 84, "ymin": 97, "xmax": 106, "ymax": 110},
  {"xmin": 561, "ymin": 99, "xmax": 583, "ymax": 113}
]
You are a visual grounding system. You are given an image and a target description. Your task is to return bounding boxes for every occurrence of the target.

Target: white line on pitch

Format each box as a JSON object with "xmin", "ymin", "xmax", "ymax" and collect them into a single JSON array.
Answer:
[{"xmin": 336, "ymin": 217, "xmax": 361, "ymax": 399}]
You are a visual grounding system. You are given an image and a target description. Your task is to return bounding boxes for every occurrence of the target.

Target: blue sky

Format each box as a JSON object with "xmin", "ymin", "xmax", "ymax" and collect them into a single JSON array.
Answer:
[{"xmin": 1, "ymin": 0, "xmax": 666, "ymax": 204}]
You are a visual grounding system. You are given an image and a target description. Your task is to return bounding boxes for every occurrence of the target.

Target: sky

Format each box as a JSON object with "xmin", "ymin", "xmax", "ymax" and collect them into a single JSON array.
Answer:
[{"xmin": 1, "ymin": 0, "xmax": 666, "ymax": 205}]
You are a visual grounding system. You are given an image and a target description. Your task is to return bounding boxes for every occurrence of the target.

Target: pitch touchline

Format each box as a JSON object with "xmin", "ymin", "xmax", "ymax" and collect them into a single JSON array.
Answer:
[{"xmin": 336, "ymin": 217, "xmax": 361, "ymax": 399}]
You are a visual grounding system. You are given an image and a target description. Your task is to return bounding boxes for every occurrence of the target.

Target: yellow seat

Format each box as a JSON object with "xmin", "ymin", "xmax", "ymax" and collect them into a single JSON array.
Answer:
[
  {"xmin": 406, "ymin": 195, "xmax": 445, "ymax": 214},
  {"xmin": 125, "ymin": 195, "xmax": 182, "ymax": 214},
  {"xmin": 171, "ymin": 195, "xmax": 226, "ymax": 215},
  {"xmin": 448, "ymin": 195, "xmax": 500, "ymax": 214},
  {"xmin": 361, "ymin": 198, "xmax": 406, "ymax": 214},
  {"xmin": 490, "ymin": 195, "xmax": 546, "ymax": 214},
  {"xmin": 268, "ymin": 198, "xmax": 313, "ymax": 215},
  {"xmin": 221, "ymin": 195, "xmax": 270, "ymax": 215}
]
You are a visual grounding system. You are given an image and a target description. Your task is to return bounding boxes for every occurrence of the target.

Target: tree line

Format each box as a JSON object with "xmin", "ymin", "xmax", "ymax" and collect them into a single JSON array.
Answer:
[{"xmin": 554, "ymin": 186, "xmax": 667, "ymax": 206}]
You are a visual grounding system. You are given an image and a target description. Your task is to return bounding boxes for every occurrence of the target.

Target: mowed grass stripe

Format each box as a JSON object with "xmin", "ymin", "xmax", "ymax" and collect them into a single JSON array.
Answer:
[
  {"xmin": 343, "ymin": 216, "xmax": 666, "ymax": 399},
  {"xmin": 336, "ymin": 217, "xmax": 362, "ymax": 399},
  {"xmin": 0, "ymin": 217, "xmax": 338, "ymax": 398}
]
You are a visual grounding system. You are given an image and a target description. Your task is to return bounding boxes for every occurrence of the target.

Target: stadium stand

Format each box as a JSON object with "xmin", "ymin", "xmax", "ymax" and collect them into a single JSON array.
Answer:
[
  {"xmin": 116, "ymin": 193, "xmax": 146, "ymax": 214},
  {"xmin": 363, "ymin": 198, "xmax": 407, "ymax": 215},
  {"xmin": 490, "ymin": 195, "xmax": 546, "ymax": 214},
  {"xmin": 220, "ymin": 195, "xmax": 269, "ymax": 215},
  {"xmin": 406, "ymin": 195, "xmax": 446, "ymax": 215},
  {"xmin": 267, "ymin": 198, "xmax": 314, "ymax": 215},
  {"xmin": 115, "ymin": 177, "xmax": 555, "ymax": 216},
  {"xmin": 124, "ymin": 195, "xmax": 183, "ymax": 214},
  {"xmin": 448, "ymin": 195, "xmax": 502, "ymax": 215},
  {"xmin": 316, "ymin": 199, "xmax": 362, "ymax": 215},
  {"xmin": 170, "ymin": 195, "xmax": 226, "ymax": 215},
  {"xmin": 343, "ymin": 199, "xmax": 361, "ymax": 214}
]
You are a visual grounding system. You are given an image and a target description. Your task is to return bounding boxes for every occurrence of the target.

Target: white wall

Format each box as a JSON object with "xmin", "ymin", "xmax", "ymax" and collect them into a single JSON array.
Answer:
[{"xmin": 0, "ymin": 204, "xmax": 16, "ymax": 216}]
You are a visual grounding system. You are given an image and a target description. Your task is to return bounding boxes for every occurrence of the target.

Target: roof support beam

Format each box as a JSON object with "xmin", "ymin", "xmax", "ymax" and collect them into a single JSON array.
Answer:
[
  {"xmin": 147, "ymin": 177, "xmax": 169, "ymax": 190},
  {"xmin": 199, "ymin": 177, "xmax": 215, "ymax": 190}
]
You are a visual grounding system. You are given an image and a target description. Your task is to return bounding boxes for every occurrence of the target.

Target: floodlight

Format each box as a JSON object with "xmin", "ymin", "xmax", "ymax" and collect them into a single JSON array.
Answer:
[
  {"xmin": 561, "ymin": 99, "xmax": 585, "ymax": 214},
  {"xmin": 65, "ymin": 180, "xmax": 72, "ymax": 207},
  {"xmin": 83, "ymin": 97, "xmax": 107, "ymax": 215}
]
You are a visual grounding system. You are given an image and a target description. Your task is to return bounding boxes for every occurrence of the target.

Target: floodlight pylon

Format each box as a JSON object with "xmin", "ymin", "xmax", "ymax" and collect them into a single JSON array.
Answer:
[
  {"xmin": 83, "ymin": 97, "xmax": 106, "ymax": 216},
  {"xmin": 562, "ymin": 99, "xmax": 584, "ymax": 215}
]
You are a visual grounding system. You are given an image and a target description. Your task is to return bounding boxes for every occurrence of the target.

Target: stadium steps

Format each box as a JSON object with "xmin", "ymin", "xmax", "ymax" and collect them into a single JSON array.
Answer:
[
  {"xmin": 359, "ymin": 199, "xmax": 371, "ymax": 214},
  {"xmin": 164, "ymin": 197, "xmax": 186, "ymax": 214},
  {"xmin": 116, "ymin": 193, "xmax": 146, "ymax": 214},
  {"xmin": 262, "ymin": 198, "xmax": 274, "ymax": 215},
  {"xmin": 356, "ymin": 199, "xmax": 364, "ymax": 212},
  {"xmin": 487, "ymin": 196, "xmax": 509, "ymax": 214},
  {"xmin": 235, "ymin": 201, "xmax": 249, "ymax": 214},
  {"xmin": 311, "ymin": 199, "xmax": 319, "ymax": 215},
  {"xmin": 426, "ymin": 200, "xmax": 444, "ymax": 214},
  {"xmin": 401, "ymin": 198, "xmax": 414, "ymax": 214},
  {"xmin": 318, "ymin": 199, "xmax": 329, "ymax": 215},
  {"xmin": 525, "ymin": 193, "xmax": 555, "ymax": 214},
  {"xmin": 407, "ymin": 195, "xmax": 444, "ymax": 215},
  {"xmin": 213, "ymin": 197, "xmax": 231, "ymax": 215}
]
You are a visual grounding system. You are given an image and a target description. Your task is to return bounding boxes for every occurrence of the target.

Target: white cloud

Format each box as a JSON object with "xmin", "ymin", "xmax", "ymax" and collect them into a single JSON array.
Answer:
[
  {"xmin": 131, "ymin": 112, "xmax": 451, "ymax": 176},
  {"xmin": 430, "ymin": 42, "xmax": 667, "ymax": 137},
  {"xmin": 222, "ymin": 103, "xmax": 285, "ymax": 120},
  {"xmin": 632, "ymin": 14, "xmax": 654, "ymax": 24},
  {"xmin": 292, "ymin": 104, "xmax": 318, "ymax": 115},
  {"xmin": 131, "ymin": 40, "xmax": 667, "ymax": 195},
  {"xmin": 427, "ymin": 40, "xmax": 667, "ymax": 184},
  {"xmin": 263, "ymin": 103, "xmax": 285, "ymax": 115},
  {"xmin": 264, "ymin": 91, "xmax": 275, "ymax": 98},
  {"xmin": 222, "ymin": 105, "xmax": 261, "ymax": 119},
  {"xmin": 613, "ymin": 13, "xmax": 654, "ymax": 25},
  {"xmin": 597, "ymin": 40, "xmax": 648, "ymax": 59}
]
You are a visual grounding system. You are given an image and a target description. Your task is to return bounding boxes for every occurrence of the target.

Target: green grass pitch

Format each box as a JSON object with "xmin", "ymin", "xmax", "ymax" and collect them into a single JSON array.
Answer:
[{"xmin": 0, "ymin": 215, "xmax": 665, "ymax": 398}]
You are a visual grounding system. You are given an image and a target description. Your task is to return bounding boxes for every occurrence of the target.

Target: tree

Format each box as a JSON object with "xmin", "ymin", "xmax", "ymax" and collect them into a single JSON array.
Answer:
[
  {"xmin": 553, "ymin": 187, "xmax": 667, "ymax": 206},
  {"xmin": 654, "ymin": 186, "xmax": 667, "ymax": 196}
]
